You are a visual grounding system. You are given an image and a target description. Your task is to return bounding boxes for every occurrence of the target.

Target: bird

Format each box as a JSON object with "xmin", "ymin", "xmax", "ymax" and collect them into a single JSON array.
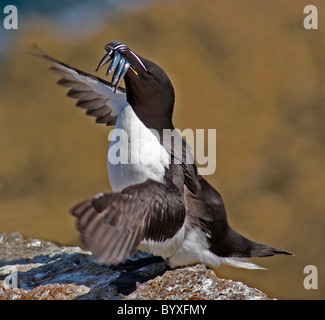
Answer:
[{"xmin": 35, "ymin": 41, "xmax": 291, "ymax": 271}]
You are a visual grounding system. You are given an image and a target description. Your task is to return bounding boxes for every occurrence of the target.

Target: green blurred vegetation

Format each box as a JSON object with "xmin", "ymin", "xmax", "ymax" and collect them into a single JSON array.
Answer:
[{"xmin": 0, "ymin": 0, "xmax": 324, "ymax": 299}]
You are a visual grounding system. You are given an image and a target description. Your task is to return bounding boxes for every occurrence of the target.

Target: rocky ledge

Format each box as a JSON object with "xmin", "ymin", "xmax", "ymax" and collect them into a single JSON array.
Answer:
[{"xmin": 0, "ymin": 232, "xmax": 270, "ymax": 300}]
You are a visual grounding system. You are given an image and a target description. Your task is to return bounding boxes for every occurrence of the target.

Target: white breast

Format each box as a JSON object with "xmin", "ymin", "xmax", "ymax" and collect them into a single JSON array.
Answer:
[{"xmin": 107, "ymin": 103, "xmax": 170, "ymax": 192}]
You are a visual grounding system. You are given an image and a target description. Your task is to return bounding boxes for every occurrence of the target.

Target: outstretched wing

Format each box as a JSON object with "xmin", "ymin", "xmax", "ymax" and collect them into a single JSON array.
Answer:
[
  {"xmin": 33, "ymin": 47, "xmax": 126, "ymax": 126},
  {"xmin": 71, "ymin": 179, "xmax": 185, "ymax": 266}
]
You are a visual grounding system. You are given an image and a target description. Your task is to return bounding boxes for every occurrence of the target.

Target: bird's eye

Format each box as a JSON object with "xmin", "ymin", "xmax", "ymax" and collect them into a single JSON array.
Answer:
[{"xmin": 143, "ymin": 71, "xmax": 154, "ymax": 80}]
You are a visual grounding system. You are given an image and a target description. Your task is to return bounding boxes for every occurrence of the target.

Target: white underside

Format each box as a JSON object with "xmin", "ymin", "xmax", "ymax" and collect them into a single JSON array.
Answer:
[
  {"xmin": 142, "ymin": 221, "xmax": 265, "ymax": 270},
  {"xmin": 107, "ymin": 103, "xmax": 170, "ymax": 192},
  {"xmin": 107, "ymin": 104, "xmax": 264, "ymax": 270}
]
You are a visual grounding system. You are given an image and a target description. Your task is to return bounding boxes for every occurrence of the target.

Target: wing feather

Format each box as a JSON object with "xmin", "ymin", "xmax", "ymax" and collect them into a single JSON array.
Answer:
[
  {"xmin": 35, "ymin": 49, "xmax": 126, "ymax": 126},
  {"xmin": 71, "ymin": 179, "xmax": 185, "ymax": 266}
]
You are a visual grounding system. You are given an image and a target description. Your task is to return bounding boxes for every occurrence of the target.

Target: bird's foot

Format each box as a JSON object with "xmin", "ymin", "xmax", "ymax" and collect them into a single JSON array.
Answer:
[
  {"xmin": 111, "ymin": 256, "xmax": 170, "ymax": 295},
  {"xmin": 110, "ymin": 255, "xmax": 165, "ymax": 272}
]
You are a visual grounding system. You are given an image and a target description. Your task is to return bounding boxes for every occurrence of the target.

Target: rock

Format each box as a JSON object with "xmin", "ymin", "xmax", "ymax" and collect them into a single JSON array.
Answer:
[
  {"xmin": 0, "ymin": 232, "xmax": 271, "ymax": 300},
  {"xmin": 126, "ymin": 264, "xmax": 270, "ymax": 300},
  {"xmin": 0, "ymin": 232, "xmax": 166, "ymax": 300}
]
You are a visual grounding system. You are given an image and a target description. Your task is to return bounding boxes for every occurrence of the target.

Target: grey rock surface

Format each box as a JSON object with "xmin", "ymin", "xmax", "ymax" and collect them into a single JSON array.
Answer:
[{"xmin": 0, "ymin": 232, "xmax": 271, "ymax": 300}]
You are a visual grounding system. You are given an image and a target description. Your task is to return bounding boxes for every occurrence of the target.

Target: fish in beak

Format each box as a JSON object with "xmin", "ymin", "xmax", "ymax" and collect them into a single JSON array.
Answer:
[{"xmin": 95, "ymin": 41, "xmax": 146, "ymax": 92}]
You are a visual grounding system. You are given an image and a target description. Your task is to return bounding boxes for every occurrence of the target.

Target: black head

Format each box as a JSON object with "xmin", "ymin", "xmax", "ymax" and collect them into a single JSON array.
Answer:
[{"xmin": 97, "ymin": 41, "xmax": 175, "ymax": 131}]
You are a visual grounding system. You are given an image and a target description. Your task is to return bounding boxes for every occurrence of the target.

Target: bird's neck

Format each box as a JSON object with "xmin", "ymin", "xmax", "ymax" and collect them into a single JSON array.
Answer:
[
  {"xmin": 125, "ymin": 93, "xmax": 174, "ymax": 133},
  {"xmin": 130, "ymin": 102, "xmax": 174, "ymax": 133}
]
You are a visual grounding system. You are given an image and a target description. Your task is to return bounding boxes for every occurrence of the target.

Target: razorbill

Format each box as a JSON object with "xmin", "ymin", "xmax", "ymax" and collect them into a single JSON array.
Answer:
[{"xmin": 36, "ymin": 41, "xmax": 291, "ymax": 270}]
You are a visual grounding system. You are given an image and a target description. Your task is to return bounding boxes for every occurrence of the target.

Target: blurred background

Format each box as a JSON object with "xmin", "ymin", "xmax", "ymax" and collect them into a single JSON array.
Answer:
[{"xmin": 0, "ymin": 0, "xmax": 324, "ymax": 300}]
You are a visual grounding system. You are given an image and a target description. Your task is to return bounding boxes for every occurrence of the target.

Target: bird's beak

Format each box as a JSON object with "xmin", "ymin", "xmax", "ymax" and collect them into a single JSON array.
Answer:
[{"xmin": 95, "ymin": 42, "xmax": 141, "ymax": 92}]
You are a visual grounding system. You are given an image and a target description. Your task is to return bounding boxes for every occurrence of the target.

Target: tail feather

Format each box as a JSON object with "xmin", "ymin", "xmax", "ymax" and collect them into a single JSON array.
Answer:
[
  {"xmin": 220, "ymin": 257, "xmax": 267, "ymax": 270},
  {"xmin": 223, "ymin": 240, "xmax": 292, "ymax": 270},
  {"xmin": 218, "ymin": 228, "xmax": 293, "ymax": 259},
  {"xmin": 195, "ymin": 175, "xmax": 292, "ymax": 263},
  {"xmin": 249, "ymin": 242, "xmax": 292, "ymax": 258}
]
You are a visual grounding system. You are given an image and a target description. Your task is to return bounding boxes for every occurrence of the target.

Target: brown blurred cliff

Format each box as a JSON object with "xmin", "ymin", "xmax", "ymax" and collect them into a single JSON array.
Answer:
[{"xmin": 0, "ymin": 0, "xmax": 324, "ymax": 299}]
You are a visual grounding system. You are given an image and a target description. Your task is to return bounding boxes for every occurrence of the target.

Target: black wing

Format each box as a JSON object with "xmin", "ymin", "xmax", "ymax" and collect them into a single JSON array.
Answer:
[
  {"xmin": 33, "ymin": 46, "xmax": 126, "ymax": 126},
  {"xmin": 71, "ymin": 179, "xmax": 185, "ymax": 266}
]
